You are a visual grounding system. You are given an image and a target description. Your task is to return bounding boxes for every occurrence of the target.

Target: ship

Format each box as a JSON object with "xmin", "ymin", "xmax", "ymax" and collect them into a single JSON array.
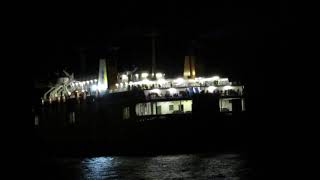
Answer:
[{"xmin": 33, "ymin": 41, "xmax": 247, "ymax": 155}]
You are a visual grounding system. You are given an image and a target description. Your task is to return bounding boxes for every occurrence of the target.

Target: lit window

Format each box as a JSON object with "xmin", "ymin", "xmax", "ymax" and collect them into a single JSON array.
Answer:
[
  {"xmin": 169, "ymin": 105, "xmax": 174, "ymax": 111},
  {"xmin": 123, "ymin": 107, "xmax": 130, "ymax": 120}
]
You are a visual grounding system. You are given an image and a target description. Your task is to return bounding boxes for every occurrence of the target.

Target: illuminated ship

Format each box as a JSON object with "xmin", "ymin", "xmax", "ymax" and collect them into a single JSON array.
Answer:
[
  {"xmin": 34, "ymin": 39, "xmax": 247, "ymax": 154},
  {"xmin": 37, "ymin": 56, "xmax": 245, "ymax": 124}
]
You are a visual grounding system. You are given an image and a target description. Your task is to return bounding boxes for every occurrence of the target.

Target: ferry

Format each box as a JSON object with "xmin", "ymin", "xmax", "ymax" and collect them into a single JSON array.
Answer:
[{"xmin": 33, "ymin": 57, "xmax": 247, "ymax": 155}]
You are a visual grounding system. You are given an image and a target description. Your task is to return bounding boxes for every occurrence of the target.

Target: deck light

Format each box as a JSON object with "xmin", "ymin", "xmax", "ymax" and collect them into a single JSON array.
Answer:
[
  {"xmin": 141, "ymin": 73, "xmax": 149, "ymax": 78},
  {"xmin": 208, "ymin": 86, "xmax": 216, "ymax": 93}
]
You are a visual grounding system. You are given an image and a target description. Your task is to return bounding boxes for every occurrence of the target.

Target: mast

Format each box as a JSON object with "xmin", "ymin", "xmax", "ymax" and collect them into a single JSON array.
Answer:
[{"xmin": 145, "ymin": 31, "xmax": 159, "ymax": 79}]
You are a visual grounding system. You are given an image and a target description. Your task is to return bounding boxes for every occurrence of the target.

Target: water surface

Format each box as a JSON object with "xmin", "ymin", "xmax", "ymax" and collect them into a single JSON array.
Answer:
[{"xmin": 35, "ymin": 153, "xmax": 250, "ymax": 179}]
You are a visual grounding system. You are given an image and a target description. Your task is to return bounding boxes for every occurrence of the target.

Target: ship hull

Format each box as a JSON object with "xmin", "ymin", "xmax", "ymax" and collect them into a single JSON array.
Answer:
[{"xmin": 34, "ymin": 92, "xmax": 247, "ymax": 156}]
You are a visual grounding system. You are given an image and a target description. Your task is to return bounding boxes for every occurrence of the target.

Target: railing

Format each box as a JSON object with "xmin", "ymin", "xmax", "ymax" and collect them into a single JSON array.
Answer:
[{"xmin": 145, "ymin": 89, "xmax": 243, "ymax": 100}]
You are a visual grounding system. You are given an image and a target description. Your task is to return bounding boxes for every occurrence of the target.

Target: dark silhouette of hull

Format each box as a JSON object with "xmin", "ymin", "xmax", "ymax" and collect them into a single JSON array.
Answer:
[{"xmin": 33, "ymin": 91, "xmax": 247, "ymax": 156}]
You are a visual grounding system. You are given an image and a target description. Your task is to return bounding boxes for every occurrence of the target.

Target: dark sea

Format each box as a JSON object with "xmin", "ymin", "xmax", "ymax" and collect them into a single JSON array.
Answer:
[{"xmin": 33, "ymin": 153, "xmax": 252, "ymax": 179}]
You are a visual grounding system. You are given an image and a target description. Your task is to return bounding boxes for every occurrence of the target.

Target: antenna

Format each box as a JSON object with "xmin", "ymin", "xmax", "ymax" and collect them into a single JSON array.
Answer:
[{"xmin": 145, "ymin": 31, "xmax": 159, "ymax": 78}]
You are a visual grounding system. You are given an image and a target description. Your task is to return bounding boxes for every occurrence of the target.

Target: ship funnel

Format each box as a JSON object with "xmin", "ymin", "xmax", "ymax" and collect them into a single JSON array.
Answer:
[
  {"xmin": 183, "ymin": 56, "xmax": 196, "ymax": 79},
  {"xmin": 98, "ymin": 59, "xmax": 108, "ymax": 92}
]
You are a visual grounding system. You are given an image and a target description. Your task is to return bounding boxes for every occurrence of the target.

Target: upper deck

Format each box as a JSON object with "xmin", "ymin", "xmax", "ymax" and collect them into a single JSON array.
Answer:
[{"xmin": 42, "ymin": 74, "xmax": 244, "ymax": 104}]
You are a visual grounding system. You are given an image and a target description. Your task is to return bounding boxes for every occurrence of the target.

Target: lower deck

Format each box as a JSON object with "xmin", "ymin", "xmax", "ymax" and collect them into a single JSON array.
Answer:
[{"xmin": 123, "ymin": 97, "xmax": 245, "ymax": 120}]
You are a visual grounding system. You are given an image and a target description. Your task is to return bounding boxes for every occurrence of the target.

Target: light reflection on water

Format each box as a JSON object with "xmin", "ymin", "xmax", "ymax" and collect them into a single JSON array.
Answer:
[
  {"xmin": 81, "ymin": 157, "xmax": 114, "ymax": 179},
  {"xmin": 49, "ymin": 154, "xmax": 249, "ymax": 179}
]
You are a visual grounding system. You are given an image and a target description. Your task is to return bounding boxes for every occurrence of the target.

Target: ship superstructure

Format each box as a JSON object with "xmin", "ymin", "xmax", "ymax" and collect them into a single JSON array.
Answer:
[{"xmin": 41, "ymin": 57, "xmax": 245, "ymax": 122}]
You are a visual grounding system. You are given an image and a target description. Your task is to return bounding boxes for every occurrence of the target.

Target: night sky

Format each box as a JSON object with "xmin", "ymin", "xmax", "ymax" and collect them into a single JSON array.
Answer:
[{"xmin": 33, "ymin": 1, "xmax": 295, "ymax": 87}]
